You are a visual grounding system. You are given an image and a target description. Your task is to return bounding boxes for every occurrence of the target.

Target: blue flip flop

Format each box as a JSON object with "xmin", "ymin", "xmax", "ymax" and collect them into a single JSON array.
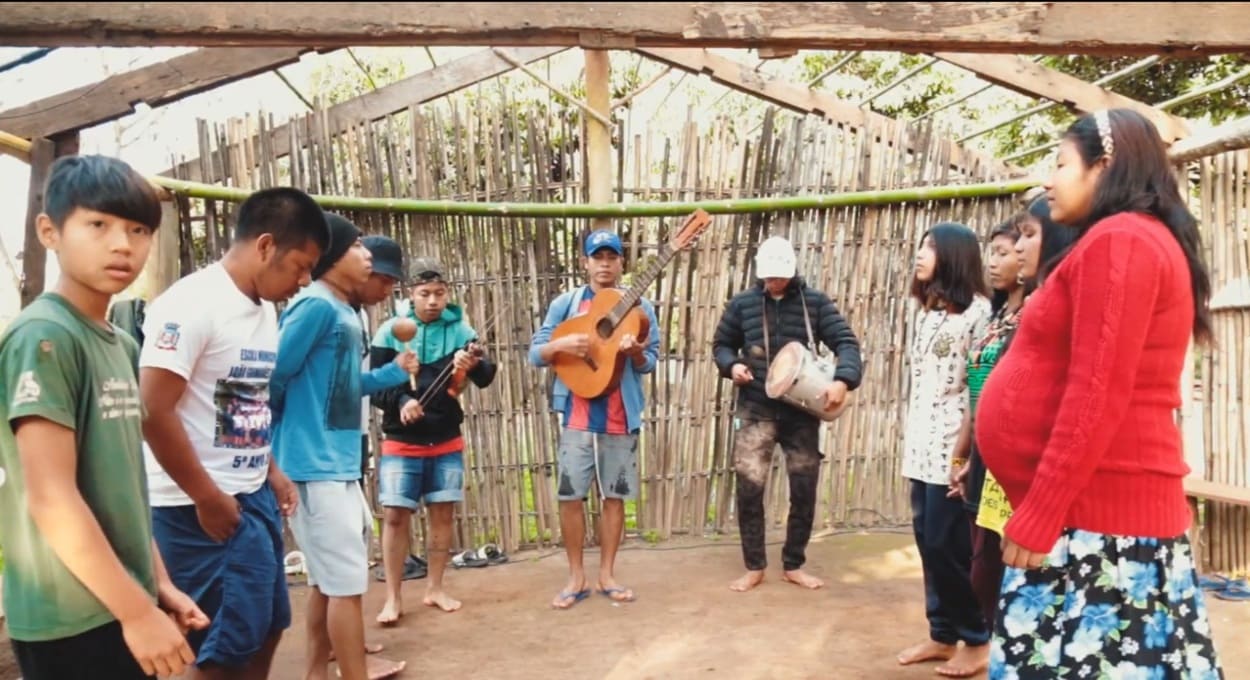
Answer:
[
  {"xmin": 1214, "ymin": 579, "xmax": 1250, "ymax": 602},
  {"xmin": 552, "ymin": 588, "xmax": 591, "ymax": 610},
  {"xmin": 598, "ymin": 586, "xmax": 637, "ymax": 603},
  {"xmin": 1198, "ymin": 574, "xmax": 1230, "ymax": 592}
]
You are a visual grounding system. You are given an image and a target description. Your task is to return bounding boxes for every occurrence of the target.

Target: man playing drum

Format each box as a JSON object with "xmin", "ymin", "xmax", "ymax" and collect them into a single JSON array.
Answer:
[{"xmin": 712, "ymin": 236, "xmax": 863, "ymax": 592}]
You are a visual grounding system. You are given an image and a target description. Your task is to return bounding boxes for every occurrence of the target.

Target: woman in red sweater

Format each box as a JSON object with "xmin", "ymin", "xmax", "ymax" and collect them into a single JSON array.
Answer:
[
  {"xmin": 976, "ymin": 108, "xmax": 1224, "ymax": 678},
  {"xmin": 953, "ymin": 195, "xmax": 1079, "ymax": 672}
]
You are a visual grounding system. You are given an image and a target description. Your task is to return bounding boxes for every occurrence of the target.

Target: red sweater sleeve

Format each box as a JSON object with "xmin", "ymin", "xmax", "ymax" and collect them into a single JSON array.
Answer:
[{"xmin": 1004, "ymin": 225, "xmax": 1164, "ymax": 553}]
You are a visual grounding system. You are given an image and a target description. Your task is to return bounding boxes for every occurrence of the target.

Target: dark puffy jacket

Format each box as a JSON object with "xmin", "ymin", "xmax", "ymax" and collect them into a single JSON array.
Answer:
[{"xmin": 712, "ymin": 277, "xmax": 863, "ymax": 421}]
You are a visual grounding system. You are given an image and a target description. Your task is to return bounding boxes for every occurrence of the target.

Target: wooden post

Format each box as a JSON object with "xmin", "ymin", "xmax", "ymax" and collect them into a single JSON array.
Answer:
[
  {"xmin": 20, "ymin": 138, "xmax": 55, "ymax": 308},
  {"xmin": 19, "ymin": 132, "xmax": 79, "ymax": 308},
  {"xmin": 581, "ymin": 48, "xmax": 612, "ymax": 544},
  {"xmin": 584, "ymin": 49, "xmax": 612, "ymax": 231},
  {"xmin": 132, "ymin": 200, "xmax": 183, "ymax": 301}
]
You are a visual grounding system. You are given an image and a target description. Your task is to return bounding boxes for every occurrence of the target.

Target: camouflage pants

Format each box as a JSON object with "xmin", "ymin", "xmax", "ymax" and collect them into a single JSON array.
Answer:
[{"xmin": 732, "ymin": 418, "xmax": 822, "ymax": 571}]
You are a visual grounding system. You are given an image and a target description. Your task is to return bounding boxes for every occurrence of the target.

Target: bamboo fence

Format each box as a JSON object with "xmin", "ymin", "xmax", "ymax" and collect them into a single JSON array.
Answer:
[
  {"xmin": 165, "ymin": 91, "xmax": 1048, "ymax": 555},
  {"xmin": 1188, "ymin": 149, "xmax": 1250, "ymax": 575}
]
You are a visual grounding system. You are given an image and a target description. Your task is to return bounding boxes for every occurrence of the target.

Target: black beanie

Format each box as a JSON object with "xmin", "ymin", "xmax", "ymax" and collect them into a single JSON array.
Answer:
[{"xmin": 313, "ymin": 213, "xmax": 363, "ymax": 280}]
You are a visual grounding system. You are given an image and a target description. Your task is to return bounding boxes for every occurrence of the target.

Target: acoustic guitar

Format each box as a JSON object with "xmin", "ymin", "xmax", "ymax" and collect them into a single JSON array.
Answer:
[{"xmin": 549, "ymin": 209, "xmax": 713, "ymax": 399}]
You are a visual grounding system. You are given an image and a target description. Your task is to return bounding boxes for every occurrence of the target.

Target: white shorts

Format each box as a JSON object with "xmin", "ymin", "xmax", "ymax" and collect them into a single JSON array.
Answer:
[{"xmin": 290, "ymin": 481, "xmax": 372, "ymax": 597}]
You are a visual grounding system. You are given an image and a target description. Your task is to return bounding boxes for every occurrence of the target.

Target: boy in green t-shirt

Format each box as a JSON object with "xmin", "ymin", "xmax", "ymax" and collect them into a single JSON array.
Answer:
[{"xmin": 0, "ymin": 155, "xmax": 209, "ymax": 680}]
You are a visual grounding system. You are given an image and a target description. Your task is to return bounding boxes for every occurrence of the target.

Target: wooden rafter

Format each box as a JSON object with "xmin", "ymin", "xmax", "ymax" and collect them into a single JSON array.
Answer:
[
  {"xmin": 957, "ymin": 56, "xmax": 1161, "ymax": 143},
  {"xmin": 934, "ymin": 52, "xmax": 1191, "ymax": 143},
  {"xmin": 3, "ymin": 3, "xmax": 1250, "ymax": 56},
  {"xmin": 634, "ymin": 47, "xmax": 1022, "ymax": 177},
  {"xmin": 491, "ymin": 48, "xmax": 611, "ymax": 126},
  {"xmin": 1170, "ymin": 116, "xmax": 1250, "ymax": 163},
  {"xmin": 0, "ymin": 47, "xmax": 317, "ymax": 139},
  {"xmin": 165, "ymin": 46, "xmax": 568, "ymax": 182}
]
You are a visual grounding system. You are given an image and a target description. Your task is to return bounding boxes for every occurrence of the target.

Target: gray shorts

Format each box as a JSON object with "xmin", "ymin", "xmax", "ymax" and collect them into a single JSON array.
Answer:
[
  {"xmin": 290, "ymin": 481, "xmax": 372, "ymax": 597},
  {"xmin": 555, "ymin": 429, "xmax": 639, "ymax": 501}
]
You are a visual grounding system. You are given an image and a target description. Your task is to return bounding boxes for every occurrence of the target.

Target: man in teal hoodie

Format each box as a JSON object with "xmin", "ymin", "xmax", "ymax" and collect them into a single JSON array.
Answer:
[{"xmin": 369, "ymin": 257, "xmax": 497, "ymax": 625}]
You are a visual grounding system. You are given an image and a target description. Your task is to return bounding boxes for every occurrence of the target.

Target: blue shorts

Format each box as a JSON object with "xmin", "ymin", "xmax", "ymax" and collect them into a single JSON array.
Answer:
[
  {"xmin": 152, "ymin": 482, "xmax": 290, "ymax": 668},
  {"xmin": 377, "ymin": 452, "xmax": 465, "ymax": 509}
]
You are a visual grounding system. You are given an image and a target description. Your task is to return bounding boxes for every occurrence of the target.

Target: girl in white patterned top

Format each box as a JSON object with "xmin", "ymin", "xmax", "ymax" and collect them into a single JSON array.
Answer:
[{"xmin": 897, "ymin": 222, "xmax": 993, "ymax": 677}]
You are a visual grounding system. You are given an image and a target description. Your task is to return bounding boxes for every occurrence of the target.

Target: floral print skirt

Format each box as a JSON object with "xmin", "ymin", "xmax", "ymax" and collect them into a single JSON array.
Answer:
[{"xmin": 991, "ymin": 529, "xmax": 1224, "ymax": 679}]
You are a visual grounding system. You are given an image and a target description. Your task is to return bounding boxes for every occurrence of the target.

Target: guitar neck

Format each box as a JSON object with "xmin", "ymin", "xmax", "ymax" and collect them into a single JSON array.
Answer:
[{"xmin": 607, "ymin": 242, "xmax": 676, "ymax": 325}]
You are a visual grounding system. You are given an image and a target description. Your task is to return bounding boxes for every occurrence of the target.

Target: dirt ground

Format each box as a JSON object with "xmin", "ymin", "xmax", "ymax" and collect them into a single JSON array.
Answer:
[{"xmin": 1, "ymin": 530, "xmax": 1247, "ymax": 679}]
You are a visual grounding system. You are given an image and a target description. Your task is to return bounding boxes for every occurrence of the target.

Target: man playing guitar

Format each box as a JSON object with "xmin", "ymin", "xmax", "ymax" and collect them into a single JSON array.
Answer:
[{"xmin": 528, "ymin": 228, "xmax": 661, "ymax": 610}]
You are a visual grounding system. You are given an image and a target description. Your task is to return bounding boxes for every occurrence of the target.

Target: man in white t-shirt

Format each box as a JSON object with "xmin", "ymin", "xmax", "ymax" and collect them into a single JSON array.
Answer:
[{"xmin": 139, "ymin": 187, "xmax": 330, "ymax": 680}]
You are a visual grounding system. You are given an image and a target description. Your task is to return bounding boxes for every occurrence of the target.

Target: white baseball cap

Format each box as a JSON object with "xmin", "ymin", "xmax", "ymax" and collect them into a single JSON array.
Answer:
[{"xmin": 755, "ymin": 236, "xmax": 797, "ymax": 278}]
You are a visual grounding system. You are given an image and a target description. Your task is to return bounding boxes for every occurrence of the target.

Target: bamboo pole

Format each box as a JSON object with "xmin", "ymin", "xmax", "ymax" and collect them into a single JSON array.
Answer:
[
  {"xmin": 149, "ymin": 174, "xmax": 1041, "ymax": 217},
  {"xmin": 0, "ymin": 128, "xmax": 31, "ymax": 161}
]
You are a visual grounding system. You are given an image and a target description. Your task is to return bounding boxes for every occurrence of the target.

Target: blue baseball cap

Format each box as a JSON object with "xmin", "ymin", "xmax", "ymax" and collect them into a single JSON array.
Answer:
[
  {"xmin": 361, "ymin": 234, "xmax": 405, "ymax": 282},
  {"xmin": 584, "ymin": 229, "xmax": 623, "ymax": 256}
]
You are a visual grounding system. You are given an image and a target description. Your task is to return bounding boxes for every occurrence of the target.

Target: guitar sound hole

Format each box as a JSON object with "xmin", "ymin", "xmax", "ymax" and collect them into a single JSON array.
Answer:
[{"xmin": 596, "ymin": 318, "xmax": 615, "ymax": 340}]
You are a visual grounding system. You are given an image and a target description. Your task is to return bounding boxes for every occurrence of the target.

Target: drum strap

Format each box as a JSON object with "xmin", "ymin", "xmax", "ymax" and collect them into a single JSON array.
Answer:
[
  {"xmin": 799, "ymin": 293, "xmax": 818, "ymax": 356},
  {"xmin": 760, "ymin": 291, "xmax": 819, "ymax": 364}
]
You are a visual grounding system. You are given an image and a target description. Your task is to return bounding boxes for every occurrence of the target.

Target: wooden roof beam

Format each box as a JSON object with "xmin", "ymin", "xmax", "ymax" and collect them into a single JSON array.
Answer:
[
  {"xmin": 859, "ymin": 56, "xmax": 940, "ymax": 107},
  {"xmin": 957, "ymin": 56, "xmax": 1162, "ymax": 143},
  {"xmin": 164, "ymin": 46, "xmax": 569, "ymax": 182},
  {"xmin": 3, "ymin": 3, "xmax": 1250, "ymax": 56},
  {"xmin": 0, "ymin": 47, "xmax": 320, "ymax": 139},
  {"xmin": 1170, "ymin": 116, "xmax": 1250, "ymax": 163},
  {"xmin": 934, "ymin": 52, "xmax": 1191, "ymax": 143},
  {"xmin": 913, "ymin": 56, "xmax": 1047, "ymax": 123},
  {"xmin": 633, "ymin": 47, "xmax": 1022, "ymax": 177}
]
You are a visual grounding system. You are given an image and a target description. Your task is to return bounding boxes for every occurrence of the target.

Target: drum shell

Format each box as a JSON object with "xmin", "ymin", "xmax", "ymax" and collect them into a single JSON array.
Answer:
[{"xmin": 764, "ymin": 342, "xmax": 849, "ymax": 422}]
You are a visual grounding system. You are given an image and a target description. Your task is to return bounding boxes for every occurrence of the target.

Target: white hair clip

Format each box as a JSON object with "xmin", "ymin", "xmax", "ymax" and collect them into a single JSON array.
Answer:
[{"xmin": 1094, "ymin": 109, "xmax": 1115, "ymax": 159}]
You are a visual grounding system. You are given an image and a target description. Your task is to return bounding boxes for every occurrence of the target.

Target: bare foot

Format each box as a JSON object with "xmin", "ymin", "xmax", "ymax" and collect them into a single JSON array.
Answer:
[
  {"xmin": 354, "ymin": 655, "xmax": 406, "ymax": 680},
  {"xmin": 596, "ymin": 577, "xmax": 636, "ymax": 603},
  {"xmin": 376, "ymin": 598, "xmax": 402, "ymax": 626},
  {"xmin": 897, "ymin": 640, "xmax": 957, "ymax": 666},
  {"xmin": 782, "ymin": 569, "xmax": 824, "ymax": 590},
  {"xmin": 729, "ymin": 570, "xmax": 766, "ymax": 592},
  {"xmin": 423, "ymin": 589, "xmax": 462, "ymax": 613},
  {"xmin": 328, "ymin": 641, "xmax": 384, "ymax": 662},
  {"xmin": 936, "ymin": 643, "xmax": 989, "ymax": 678}
]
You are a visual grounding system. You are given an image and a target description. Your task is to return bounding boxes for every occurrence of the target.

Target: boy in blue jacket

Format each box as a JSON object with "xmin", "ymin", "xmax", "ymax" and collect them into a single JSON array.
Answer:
[{"xmin": 270, "ymin": 214, "xmax": 414, "ymax": 680}]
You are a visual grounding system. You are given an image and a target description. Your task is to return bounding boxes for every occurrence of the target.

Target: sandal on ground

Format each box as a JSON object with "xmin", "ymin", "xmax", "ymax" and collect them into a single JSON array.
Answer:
[
  {"xmin": 551, "ymin": 588, "xmax": 591, "ymax": 610},
  {"xmin": 598, "ymin": 586, "xmax": 637, "ymax": 603},
  {"xmin": 1198, "ymin": 573, "xmax": 1230, "ymax": 592},
  {"xmin": 373, "ymin": 554, "xmax": 428, "ymax": 582},
  {"xmin": 452, "ymin": 548, "xmax": 489, "ymax": 569},
  {"xmin": 1213, "ymin": 578, "xmax": 1250, "ymax": 602},
  {"xmin": 480, "ymin": 543, "xmax": 509, "ymax": 566}
]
